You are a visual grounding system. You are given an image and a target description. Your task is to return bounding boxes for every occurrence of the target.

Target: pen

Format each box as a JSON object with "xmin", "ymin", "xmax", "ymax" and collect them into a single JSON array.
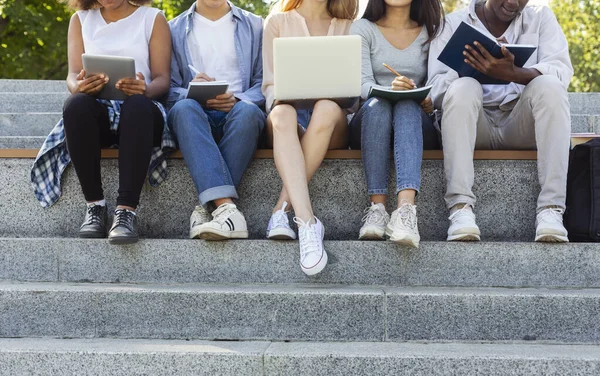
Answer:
[
  {"xmin": 383, "ymin": 63, "xmax": 401, "ymax": 77},
  {"xmin": 383, "ymin": 63, "xmax": 417, "ymax": 89},
  {"xmin": 188, "ymin": 64, "xmax": 200, "ymax": 76}
]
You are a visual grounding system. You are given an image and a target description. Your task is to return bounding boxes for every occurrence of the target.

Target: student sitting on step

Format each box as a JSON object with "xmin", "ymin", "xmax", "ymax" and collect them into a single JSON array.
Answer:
[
  {"xmin": 427, "ymin": 0, "xmax": 574, "ymax": 243},
  {"xmin": 348, "ymin": 0, "xmax": 443, "ymax": 248},
  {"xmin": 31, "ymin": 0, "xmax": 173, "ymax": 244},
  {"xmin": 262, "ymin": 0, "xmax": 358, "ymax": 275},
  {"xmin": 167, "ymin": 0, "xmax": 265, "ymax": 240}
]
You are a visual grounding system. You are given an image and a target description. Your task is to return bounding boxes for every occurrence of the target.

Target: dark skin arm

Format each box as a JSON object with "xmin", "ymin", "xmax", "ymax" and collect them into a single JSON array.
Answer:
[{"xmin": 463, "ymin": 41, "xmax": 541, "ymax": 85}]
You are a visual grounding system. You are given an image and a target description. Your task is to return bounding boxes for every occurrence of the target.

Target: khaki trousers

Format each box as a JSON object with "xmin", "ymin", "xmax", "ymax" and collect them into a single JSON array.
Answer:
[{"xmin": 441, "ymin": 75, "xmax": 571, "ymax": 211}]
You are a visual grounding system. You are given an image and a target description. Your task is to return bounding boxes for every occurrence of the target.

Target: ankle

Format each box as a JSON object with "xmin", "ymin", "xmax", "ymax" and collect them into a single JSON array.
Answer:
[{"xmin": 450, "ymin": 203, "xmax": 471, "ymax": 215}]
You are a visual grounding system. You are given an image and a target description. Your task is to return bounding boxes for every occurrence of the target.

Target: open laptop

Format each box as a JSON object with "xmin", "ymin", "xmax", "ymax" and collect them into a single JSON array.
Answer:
[{"xmin": 273, "ymin": 35, "xmax": 361, "ymax": 110}]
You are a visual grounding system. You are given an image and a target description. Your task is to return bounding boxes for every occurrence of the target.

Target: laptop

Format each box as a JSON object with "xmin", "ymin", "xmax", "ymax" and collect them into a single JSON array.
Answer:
[
  {"xmin": 273, "ymin": 35, "xmax": 361, "ymax": 110},
  {"xmin": 82, "ymin": 54, "xmax": 136, "ymax": 101}
]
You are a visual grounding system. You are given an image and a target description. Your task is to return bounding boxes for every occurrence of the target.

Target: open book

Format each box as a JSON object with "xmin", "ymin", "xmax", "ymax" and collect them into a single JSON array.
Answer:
[
  {"xmin": 437, "ymin": 21, "xmax": 537, "ymax": 85},
  {"xmin": 368, "ymin": 85, "xmax": 432, "ymax": 103},
  {"xmin": 186, "ymin": 81, "xmax": 229, "ymax": 106}
]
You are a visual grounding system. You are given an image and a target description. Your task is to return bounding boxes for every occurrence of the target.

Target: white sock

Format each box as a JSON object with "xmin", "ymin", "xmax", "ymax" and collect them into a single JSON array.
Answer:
[{"xmin": 87, "ymin": 199, "xmax": 106, "ymax": 207}]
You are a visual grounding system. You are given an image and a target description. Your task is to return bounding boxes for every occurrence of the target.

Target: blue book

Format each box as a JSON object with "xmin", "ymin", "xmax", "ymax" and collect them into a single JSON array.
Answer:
[{"xmin": 437, "ymin": 21, "xmax": 537, "ymax": 85}]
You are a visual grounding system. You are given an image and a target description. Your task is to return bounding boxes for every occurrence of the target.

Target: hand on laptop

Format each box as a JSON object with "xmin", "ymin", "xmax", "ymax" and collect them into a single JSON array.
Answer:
[
  {"xmin": 192, "ymin": 73, "xmax": 215, "ymax": 83},
  {"xmin": 75, "ymin": 69, "xmax": 109, "ymax": 95},
  {"xmin": 391, "ymin": 75, "xmax": 417, "ymax": 91},
  {"xmin": 116, "ymin": 73, "xmax": 147, "ymax": 96},
  {"xmin": 206, "ymin": 92, "xmax": 237, "ymax": 113}
]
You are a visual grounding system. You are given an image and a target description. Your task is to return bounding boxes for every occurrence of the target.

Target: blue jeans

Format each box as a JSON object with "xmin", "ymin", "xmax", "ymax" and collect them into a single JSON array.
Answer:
[
  {"xmin": 168, "ymin": 99, "xmax": 265, "ymax": 206},
  {"xmin": 349, "ymin": 97, "xmax": 440, "ymax": 195}
]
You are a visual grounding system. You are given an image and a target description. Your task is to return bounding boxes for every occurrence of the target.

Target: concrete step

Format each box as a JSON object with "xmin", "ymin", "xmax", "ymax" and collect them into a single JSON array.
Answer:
[
  {"xmin": 1, "ymin": 238, "xmax": 597, "ymax": 288},
  {"xmin": 1, "ymin": 338, "xmax": 599, "ymax": 376},
  {"xmin": 0, "ymin": 136, "xmax": 46, "ymax": 148},
  {"xmin": 1, "ymin": 158, "xmax": 542, "ymax": 241},
  {"xmin": 0, "ymin": 79, "xmax": 66, "ymax": 93},
  {"xmin": 0, "ymin": 92, "xmax": 69, "ymax": 113},
  {"xmin": 2, "ymin": 281, "xmax": 600, "ymax": 342},
  {"xmin": 568, "ymin": 93, "xmax": 600, "ymax": 114},
  {"xmin": 0, "ymin": 113, "xmax": 598, "ymax": 139},
  {"xmin": 0, "ymin": 113, "xmax": 61, "ymax": 137}
]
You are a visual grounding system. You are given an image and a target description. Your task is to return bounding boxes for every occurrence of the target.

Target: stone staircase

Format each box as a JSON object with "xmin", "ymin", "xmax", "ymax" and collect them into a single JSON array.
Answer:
[{"xmin": 1, "ymin": 79, "xmax": 600, "ymax": 375}]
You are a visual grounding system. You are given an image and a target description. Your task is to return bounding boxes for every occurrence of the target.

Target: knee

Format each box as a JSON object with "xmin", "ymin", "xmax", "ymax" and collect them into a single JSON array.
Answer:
[
  {"xmin": 269, "ymin": 104, "xmax": 298, "ymax": 134},
  {"xmin": 443, "ymin": 77, "xmax": 483, "ymax": 109},
  {"xmin": 231, "ymin": 101, "xmax": 266, "ymax": 132},
  {"xmin": 526, "ymin": 75, "xmax": 568, "ymax": 106},
  {"xmin": 121, "ymin": 94, "xmax": 152, "ymax": 112},
  {"xmin": 363, "ymin": 97, "xmax": 392, "ymax": 117},
  {"xmin": 168, "ymin": 99, "xmax": 208, "ymax": 132},
  {"xmin": 63, "ymin": 93, "xmax": 97, "ymax": 119},
  {"xmin": 310, "ymin": 100, "xmax": 344, "ymax": 133},
  {"xmin": 393, "ymin": 99, "xmax": 422, "ymax": 116}
]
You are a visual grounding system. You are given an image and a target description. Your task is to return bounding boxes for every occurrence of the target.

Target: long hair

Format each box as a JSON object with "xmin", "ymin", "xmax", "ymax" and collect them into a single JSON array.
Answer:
[
  {"xmin": 66, "ymin": 0, "xmax": 153, "ymax": 11},
  {"xmin": 362, "ymin": 0, "xmax": 444, "ymax": 44},
  {"xmin": 278, "ymin": 0, "xmax": 358, "ymax": 20}
]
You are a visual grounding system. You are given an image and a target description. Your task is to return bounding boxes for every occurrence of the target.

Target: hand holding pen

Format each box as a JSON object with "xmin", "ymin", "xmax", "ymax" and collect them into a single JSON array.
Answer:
[
  {"xmin": 383, "ymin": 63, "xmax": 417, "ymax": 91},
  {"xmin": 188, "ymin": 64, "xmax": 215, "ymax": 83}
]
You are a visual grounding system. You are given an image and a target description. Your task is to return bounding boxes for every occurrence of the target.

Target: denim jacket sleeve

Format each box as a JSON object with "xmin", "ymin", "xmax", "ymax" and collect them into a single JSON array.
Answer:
[
  {"xmin": 235, "ymin": 17, "xmax": 265, "ymax": 109},
  {"xmin": 168, "ymin": 49, "xmax": 187, "ymax": 109}
]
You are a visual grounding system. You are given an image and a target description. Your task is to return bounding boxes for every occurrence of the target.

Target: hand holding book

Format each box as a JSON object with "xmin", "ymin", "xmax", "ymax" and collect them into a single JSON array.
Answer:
[{"xmin": 463, "ymin": 41, "xmax": 519, "ymax": 84}]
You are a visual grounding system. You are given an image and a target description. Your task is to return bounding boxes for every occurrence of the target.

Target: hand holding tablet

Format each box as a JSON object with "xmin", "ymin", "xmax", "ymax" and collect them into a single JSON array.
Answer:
[{"xmin": 82, "ymin": 53, "xmax": 137, "ymax": 100}]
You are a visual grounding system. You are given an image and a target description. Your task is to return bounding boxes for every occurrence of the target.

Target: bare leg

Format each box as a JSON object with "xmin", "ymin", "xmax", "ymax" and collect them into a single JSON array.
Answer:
[
  {"xmin": 267, "ymin": 100, "xmax": 348, "ymax": 215},
  {"xmin": 397, "ymin": 189, "xmax": 416, "ymax": 207}
]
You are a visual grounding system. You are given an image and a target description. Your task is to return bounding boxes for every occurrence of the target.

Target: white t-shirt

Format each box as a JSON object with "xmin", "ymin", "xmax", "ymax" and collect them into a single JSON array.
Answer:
[
  {"xmin": 187, "ymin": 11, "xmax": 243, "ymax": 94},
  {"xmin": 78, "ymin": 7, "xmax": 161, "ymax": 85}
]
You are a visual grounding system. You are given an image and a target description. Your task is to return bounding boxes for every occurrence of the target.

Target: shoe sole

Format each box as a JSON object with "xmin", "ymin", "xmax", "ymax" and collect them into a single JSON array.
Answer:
[
  {"xmin": 301, "ymin": 251, "xmax": 328, "ymax": 276},
  {"xmin": 359, "ymin": 228, "xmax": 385, "ymax": 240},
  {"xmin": 535, "ymin": 234, "xmax": 569, "ymax": 243},
  {"xmin": 196, "ymin": 229, "xmax": 249, "ymax": 241},
  {"xmin": 267, "ymin": 228, "xmax": 296, "ymax": 240},
  {"xmin": 79, "ymin": 232, "xmax": 106, "ymax": 239},
  {"xmin": 108, "ymin": 236, "xmax": 139, "ymax": 245},
  {"xmin": 388, "ymin": 234, "xmax": 420, "ymax": 248},
  {"xmin": 447, "ymin": 233, "xmax": 481, "ymax": 242}
]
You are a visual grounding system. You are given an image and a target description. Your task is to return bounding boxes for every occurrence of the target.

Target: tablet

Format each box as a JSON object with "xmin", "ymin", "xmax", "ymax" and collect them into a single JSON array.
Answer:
[
  {"xmin": 82, "ymin": 54, "xmax": 136, "ymax": 100},
  {"xmin": 186, "ymin": 81, "xmax": 229, "ymax": 106}
]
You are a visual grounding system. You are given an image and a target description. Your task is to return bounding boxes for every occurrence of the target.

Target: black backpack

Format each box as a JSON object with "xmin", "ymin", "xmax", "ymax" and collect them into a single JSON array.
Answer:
[{"xmin": 564, "ymin": 138, "xmax": 600, "ymax": 242}]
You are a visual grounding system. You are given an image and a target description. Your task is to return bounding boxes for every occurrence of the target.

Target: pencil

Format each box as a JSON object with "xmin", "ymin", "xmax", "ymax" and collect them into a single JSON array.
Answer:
[{"xmin": 383, "ymin": 63, "xmax": 401, "ymax": 77}]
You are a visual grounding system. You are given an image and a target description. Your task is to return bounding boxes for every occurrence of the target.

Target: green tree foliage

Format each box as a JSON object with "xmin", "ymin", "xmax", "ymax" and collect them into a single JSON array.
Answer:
[{"xmin": 551, "ymin": 0, "xmax": 600, "ymax": 92}]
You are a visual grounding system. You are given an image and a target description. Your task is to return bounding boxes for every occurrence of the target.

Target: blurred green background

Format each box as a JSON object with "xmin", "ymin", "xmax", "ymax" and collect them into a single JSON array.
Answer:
[{"xmin": 0, "ymin": 0, "xmax": 598, "ymax": 91}]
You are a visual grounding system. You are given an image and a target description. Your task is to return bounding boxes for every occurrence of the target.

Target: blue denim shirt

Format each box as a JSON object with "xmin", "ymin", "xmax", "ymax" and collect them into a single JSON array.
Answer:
[{"xmin": 168, "ymin": 2, "xmax": 265, "ymax": 109}]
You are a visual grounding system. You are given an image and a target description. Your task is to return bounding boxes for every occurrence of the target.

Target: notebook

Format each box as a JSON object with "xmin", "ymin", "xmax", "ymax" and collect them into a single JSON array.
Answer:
[
  {"xmin": 186, "ymin": 81, "xmax": 229, "ymax": 106},
  {"xmin": 273, "ymin": 35, "xmax": 361, "ymax": 110},
  {"xmin": 368, "ymin": 85, "xmax": 432, "ymax": 103},
  {"xmin": 437, "ymin": 21, "xmax": 537, "ymax": 85}
]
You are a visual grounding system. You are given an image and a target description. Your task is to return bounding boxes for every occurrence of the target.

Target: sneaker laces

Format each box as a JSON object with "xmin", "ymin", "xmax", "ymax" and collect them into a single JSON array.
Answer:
[
  {"xmin": 294, "ymin": 217, "xmax": 320, "ymax": 259},
  {"xmin": 361, "ymin": 203, "xmax": 386, "ymax": 225},
  {"xmin": 212, "ymin": 204, "xmax": 237, "ymax": 225},
  {"xmin": 448, "ymin": 205, "xmax": 474, "ymax": 222},
  {"xmin": 392, "ymin": 201, "xmax": 417, "ymax": 231},
  {"xmin": 537, "ymin": 207, "xmax": 564, "ymax": 225},
  {"xmin": 114, "ymin": 209, "xmax": 135, "ymax": 230},
  {"xmin": 272, "ymin": 202, "xmax": 291, "ymax": 228},
  {"xmin": 85, "ymin": 205, "xmax": 104, "ymax": 225}
]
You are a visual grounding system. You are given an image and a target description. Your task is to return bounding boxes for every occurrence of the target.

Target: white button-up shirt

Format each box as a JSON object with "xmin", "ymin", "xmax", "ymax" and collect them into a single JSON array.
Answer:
[{"xmin": 427, "ymin": 0, "xmax": 574, "ymax": 110}]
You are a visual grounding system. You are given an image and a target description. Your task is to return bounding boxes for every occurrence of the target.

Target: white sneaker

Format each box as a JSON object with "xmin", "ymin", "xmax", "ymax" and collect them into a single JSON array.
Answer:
[
  {"xmin": 385, "ymin": 201, "xmax": 420, "ymax": 248},
  {"xmin": 294, "ymin": 216, "xmax": 327, "ymax": 276},
  {"xmin": 447, "ymin": 205, "xmax": 481, "ymax": 241},
  {"xmin": 193, "ymin": 203, "xmax": 248, "ymax": 240},
  {"xmin": 359, "ymin": 203, "xmax": 390, "ymax": 240},
  {"xmin": 535, "ymin": 207, "xmax": 569, "ymax": 243},
  {"xmin": 189, "ymin": 205, "xmax": 212, "ymax": 239},
  {"xmin": 266, "ymin": 202, "xmax": 296, "ymax": 240}
]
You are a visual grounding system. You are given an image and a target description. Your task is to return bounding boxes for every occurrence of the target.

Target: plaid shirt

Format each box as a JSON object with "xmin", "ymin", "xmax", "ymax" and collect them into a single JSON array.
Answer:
[{"xmin": 30, "ymin": 99, "xmax": 176, "ymax": 208}]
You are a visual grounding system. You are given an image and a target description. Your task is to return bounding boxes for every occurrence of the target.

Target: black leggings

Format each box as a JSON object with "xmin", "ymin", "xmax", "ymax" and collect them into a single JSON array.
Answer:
[{"xmin": 63, "ymin": 93, "xmax": 164, "ymax": 208}]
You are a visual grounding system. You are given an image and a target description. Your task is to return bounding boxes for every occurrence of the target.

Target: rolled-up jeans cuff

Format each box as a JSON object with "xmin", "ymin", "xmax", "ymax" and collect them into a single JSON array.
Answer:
[
  {"xmin": 396, "ymin": 184, "xmax": 420, "ymax": 195},
  {"xmin": 446, "ymin": 196, "xmax": 476, "ymax": 211},
  {"xmin": 199, "ymin": 185, "xmax": 239, "ymax": 208},
  {"xmin": 367, "ymin": 188, "xmax": 388, "ymax": 196}
]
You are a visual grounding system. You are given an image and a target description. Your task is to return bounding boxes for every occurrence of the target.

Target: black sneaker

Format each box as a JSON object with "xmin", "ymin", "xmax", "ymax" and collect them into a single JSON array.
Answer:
[
  {"xmin": 108, "ymin": 209, "xmax": 139, "ymax": 245},
  {"xmin": 79, "ymin": 205, "xmax": 107, "ymax": 238}
]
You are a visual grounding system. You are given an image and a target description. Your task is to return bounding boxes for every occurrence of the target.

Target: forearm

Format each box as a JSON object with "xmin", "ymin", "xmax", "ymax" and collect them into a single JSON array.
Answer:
[
  {"xmin": 145, "ymin": 75, "xmax": 170, "ymax": 100},
  {"xmin": 510, "ymin": 67, "xmax": 542, "ymax": 86},
  {"xmin": 66, "ymin": 73, "xmax": 79, "ymax": 94}
]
